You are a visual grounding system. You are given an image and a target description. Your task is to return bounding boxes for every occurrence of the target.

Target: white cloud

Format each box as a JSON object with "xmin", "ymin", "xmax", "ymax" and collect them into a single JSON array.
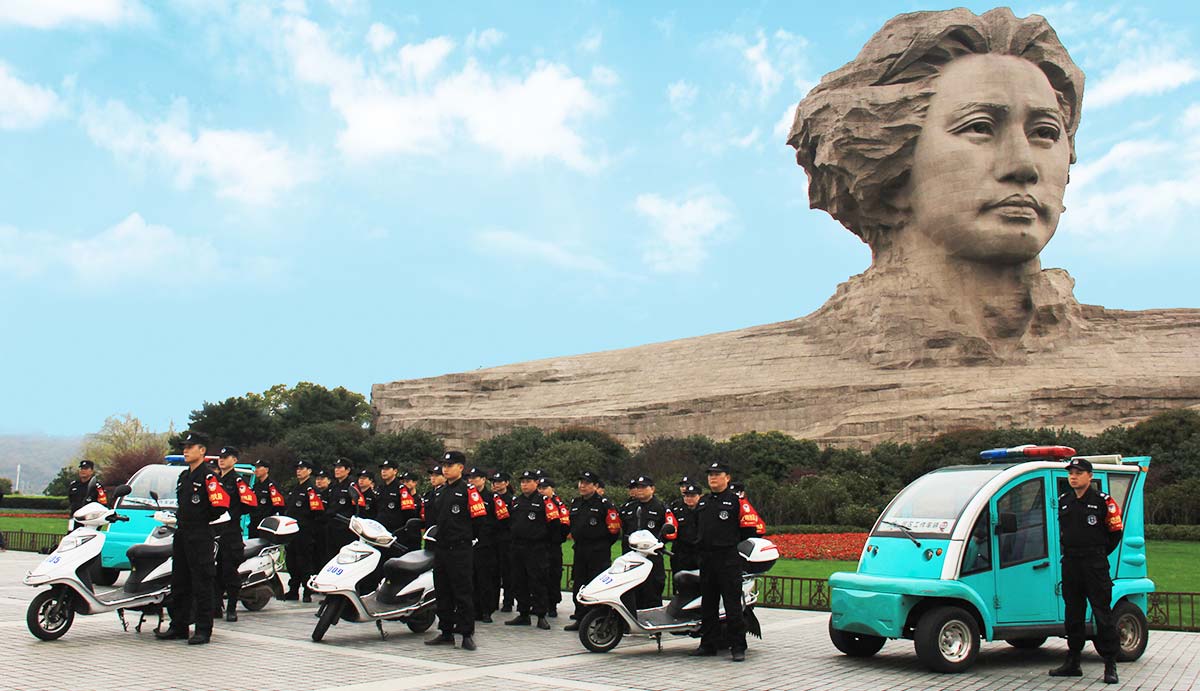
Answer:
[
  {"xmin": 730, "ymin": 128, "xmax": 759, "ymax": 149},
  {"xmin": 743, "ymin": 32, "xmax": 781, "ymax": 102},
  {"xmin": 591, "ymin": 66, "xmax": 619, "ymax": 88},
  {"xmin": 366, "ymin": 22, "xmax": 396, "ymax": 53},
  {"xmin": 0, "ymin": 213, "xmax": 218, "ymax": 287},
  {"xmin": 635, "ymin": 192, "xmax": 734, "ymax": 272},
  {"xmin": 667, "ymin": 80, "xmax": 698, "ymax": 112},
  {"xmin": 467, "ymin": 28, "xmax": 504, "ymax": 52},
  {"xmin": 718, "ymin": 29, "xmax": 812, "ymax": 105},
  {"xmin": 474, "ymin": 230, "xmax": 609, "ymax": 272},
  {"xmin": 0, "ymin": 62, "xmax": 64, "ymax": 129},
  {"xmin": 773, "ymin": 103, "xmax": 796, "ymax": 140},
  {"xmin": 81, "ymin": 98, "xmax": 314, "ymax": 204},
  {"xmin": 281, "ymin": 15, "xmax": 605, "ymax": 171},
  {"xmin": 1068, "ymin": 139, "xmax": 1171, "ymax": 190},
  {"xmin": 0, "ymin": 0, "xmax": 146, "ymax": 28},
  {"xmin": 578, "ymin": 29, "xmax": 603, "ymax": 53},
  {"xmin": 1088, "ymin": 57, "xmax": 1199, "ymax": 108}
]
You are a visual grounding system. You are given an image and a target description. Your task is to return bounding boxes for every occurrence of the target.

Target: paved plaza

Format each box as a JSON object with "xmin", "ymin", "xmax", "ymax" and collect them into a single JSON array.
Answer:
[{"xmin": 0, "ymin": 551, "xmax": 1196, "ymax": 691}]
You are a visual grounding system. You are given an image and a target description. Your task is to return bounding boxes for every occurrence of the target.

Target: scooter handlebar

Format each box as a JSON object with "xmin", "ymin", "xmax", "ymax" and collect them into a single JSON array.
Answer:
[{"xmin": 105, "ymin": 514, "xmax": 130, "ymax": 523}]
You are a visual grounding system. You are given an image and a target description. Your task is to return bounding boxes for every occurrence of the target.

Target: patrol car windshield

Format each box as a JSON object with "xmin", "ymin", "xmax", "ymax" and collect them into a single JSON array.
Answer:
[
  {"xmin": 874, "ymin": 467, "xmax": 1001, "ymax": 538},
  {"xmin": 118, "ymin": 465, "xmax": 182, "ymax": 509}
]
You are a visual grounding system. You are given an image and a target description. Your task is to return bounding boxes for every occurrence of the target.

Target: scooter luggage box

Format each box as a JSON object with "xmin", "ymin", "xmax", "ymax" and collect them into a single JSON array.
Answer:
[
  {"xmin": 737, "ymin": 538, "xmax": 779, "ymax": 574},
  {"xmin": 256, "ymin": 515, "xmax": 300, "ymax": 543}
]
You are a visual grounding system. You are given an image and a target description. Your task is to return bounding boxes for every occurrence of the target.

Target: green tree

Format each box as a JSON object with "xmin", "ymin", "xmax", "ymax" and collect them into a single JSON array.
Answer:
[
  {"xmin": 186, "ymin": 396, "xmax": 277, "ymax": 448},
  {"xmin": 81, "ymin": 414, "xmax": 170, "ymax": 469},
  {"xmin": 282, "ymin": 421, "xmax": 369, "ymax": 469},
  {"xmin": 44, "ymin": 465, "xmax": 75, "ymax": 496},
  {"xmin": 547, "ymin": 427, "xmax": 630, "ymax": 479},
  {"xmin": 472, "ymin": 427, "xmax": 551, "ymax": 477},
  {"xmin": 362, "ymin": 429, "xmax": 445, "ymax": 472},
  {"xmin": 630, "ymin": 435, "xmax": 718, "ymax": 484},
  {"xmin": 0, "ymin": 477, "xmax": 12, "ymax": 494},
  {"xmin": 279, "ymin": 382, "xmax": 371, "ymax": 429},
  {"xmin": 716, "ymin": 431, "xmax": 821, "ymax": 479},
  {"xmin": 531, "ymin": 441, "xmax": 608, "ymax": 492}
]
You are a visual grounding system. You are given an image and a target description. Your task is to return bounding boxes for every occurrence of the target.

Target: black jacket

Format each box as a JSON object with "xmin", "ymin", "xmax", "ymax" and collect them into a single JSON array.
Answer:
[
  {"xmin": 619, "ymin": 496, "xmax": 676, "ymax": 551},
  {"xmin": 696, "ymin": 489, "xmax": 760, "ymax": 549},
  {"xmin": 509, "ymin": 491, "xmax": 561, "ymax": 544},
  {"xmin": 175, "ymin": 464, "xmax": 231, "ymax": 531},
  {"xmin": 569, "ymin": 493, "xmax": 619, "ymax": 546},
  {"xmin": 1059, "ymin": 488, "xmax": 1124, "ymax": 555},
  {"xmin": 427, "ymin": 478, "xmax": 485, "ymax": 546}
]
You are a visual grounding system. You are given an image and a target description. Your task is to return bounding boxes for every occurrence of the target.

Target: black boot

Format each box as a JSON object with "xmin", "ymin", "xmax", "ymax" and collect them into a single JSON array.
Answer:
[
  {"xmin": 225, "ymin": 597, "xmax": 238, "ymax": 622},
  {"xmin": 187, "ymin": 630, "xmax": 211, "ymax": 645},
  {"xmin": 1049, "ymin": 652, "xmax": 1083, "ymax": 677},
  {"xmin": 1103, "ymin": 658, "xmax": 1118, "ymax": 684},
  {"xmin": 460, "ymin": 635, "xmax": 477, "ymax": 651},
  {"xmin": 155, "ymin": 625, "xmax": 189, "ymax": 641},
  {"xmin": 281, "ymin": 590, "xmax": 299, "ymax": 601},
  {"xmin": 425, "ymin": 632, "xmax": 455, "ymax": 646},
  {"xmin": 536, "ymin": 615, "xmax": 551, "ymax": 630},
  {"xmin": 505, "ymin": 614, "xmax": 531, "ymax": 626}
]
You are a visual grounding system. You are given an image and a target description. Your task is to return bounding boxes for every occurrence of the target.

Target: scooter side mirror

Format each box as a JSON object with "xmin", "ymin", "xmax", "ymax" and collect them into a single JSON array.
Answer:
[{"xmin": 110, "ymin": 485, "xmax": 132, "ymax": 506}]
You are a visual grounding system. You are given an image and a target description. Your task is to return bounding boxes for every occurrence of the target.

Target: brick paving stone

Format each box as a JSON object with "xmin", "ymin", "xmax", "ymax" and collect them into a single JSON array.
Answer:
[{"xmin": 0, "ymin": 551, "xmax": 1196, "ymax": 691}]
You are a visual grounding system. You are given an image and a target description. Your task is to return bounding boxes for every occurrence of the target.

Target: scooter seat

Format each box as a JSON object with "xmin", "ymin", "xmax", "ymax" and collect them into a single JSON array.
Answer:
[
  {"xmin": 382, "ymin": 550, "xmax": 434, "ymax": 577},
  {"xmin": 127, "ymin": 543, "xmax": 172, "ymax": 561},
  {"xmin": 672, "ymin": 569, "xmax": 700, "ymax": 588},
  {"xmin": 241, "ymin": 538, "xmax": 271, "ymax": 560}
]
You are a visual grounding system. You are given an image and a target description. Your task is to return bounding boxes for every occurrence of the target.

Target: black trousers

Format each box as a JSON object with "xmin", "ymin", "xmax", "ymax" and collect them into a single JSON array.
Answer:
[
  {"xmin": 168, "ymin": 528, "xmax": 216, "ymax": 634},
  {"xmin": 433, "ymin": 542, "xmax": 475, "ymax": 636},
  {"xmin": 671, "ymin": 548, "xmax": 699, "ymax": 574},
  {"xmin": 473, "ymin": 542, "xmax": 499, "ymax": 616},
  {"xmin": 545, "ymin": 540, "xmax": 564, "ymax": 606},
  {"xmin": 496, "ymin": 538, "xmax": 514, "ymax": 608},
  {"xmin": 214, "ymin": 529, "xmax": 244, "ymax": 605},
  {"xmin": 1062, "ymin": 554, "xmax": 1119, "ymax": 658},
  {"xmin": 634, "ymin": 553, "xmax": 666, "ymax": 610},
  {"xmin": 325, "ymin": 520, "xmax": 355, "ymax": 563},
  {"xmin": 286, "ymin": 524, "xmax": 316, "ymax": 594},
  {"xmin": 699, "ymin": 548, "xmax": 746, "ymax": 652},
  {"xmin": 512, "ymin": 541, "xmax": 549, "ymax": 616},
  {"xmin": 571, "ymin": 542, "xmax": 612, "ymax": 619}
]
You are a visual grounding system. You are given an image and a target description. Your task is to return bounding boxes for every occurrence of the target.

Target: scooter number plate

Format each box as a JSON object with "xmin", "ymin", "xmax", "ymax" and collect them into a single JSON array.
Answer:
[
  {"xmin": 325, "ymin": 565, "xmax": 344, "ymax": 576},
  {"xmin": 47, "ymin": 556, "xmax": 61, "ymax": 564},
  {"xmin": 599, "ymin": 575, "xmax": 612, "ymax": 585}
]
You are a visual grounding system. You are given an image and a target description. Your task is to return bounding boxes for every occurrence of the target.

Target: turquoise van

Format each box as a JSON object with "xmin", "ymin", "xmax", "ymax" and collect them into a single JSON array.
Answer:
[
  {"xmin": 95, "ymin": 455, "xmax": 254, "ymax": 584},
  {"xmin": 828, "ymin": 446, "xmax": 1153, "ymax": 673}
]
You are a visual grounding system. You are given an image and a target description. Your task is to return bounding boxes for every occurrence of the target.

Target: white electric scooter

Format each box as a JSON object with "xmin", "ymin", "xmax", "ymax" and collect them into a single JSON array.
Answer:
[
  {"xmin": 24, "ymin": 486, "xmax": 181, "ymax": 640},
  {"xmin": 308, "ymin": 517, "xmax": 436, "ymax": 642},
  {"xmin": 234, "ymin": 515, "xmax": 300, "ymax": 611},
  {"xmin": 575, "ymin": 529, "xmax": 779, "ymax": 652}
]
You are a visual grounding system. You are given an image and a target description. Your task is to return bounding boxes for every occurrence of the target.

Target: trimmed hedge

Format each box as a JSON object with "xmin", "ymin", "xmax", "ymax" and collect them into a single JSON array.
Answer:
[
  {"xmin": 1146, "ymin": 525, "xmax": 1200, "ymax": 541},
  {"xmin": 1, "ymin": 495, "xmax": 68, "ymax": 511},
  {"xmin": 766, "ymin": 524, "xmax": 866, "ymax": 536}
]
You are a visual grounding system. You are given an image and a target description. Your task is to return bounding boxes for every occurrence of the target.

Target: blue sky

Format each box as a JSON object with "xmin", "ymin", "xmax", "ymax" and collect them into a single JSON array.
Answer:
[{"xmin": 2, "ymin": 1, "xmax": 1198, "ymax": 437}]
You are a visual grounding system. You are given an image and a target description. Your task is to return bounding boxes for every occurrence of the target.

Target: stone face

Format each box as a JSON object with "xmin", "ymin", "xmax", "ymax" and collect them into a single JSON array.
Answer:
[{"xmin": 372, "ymin": 8, "xmax": 1200, "ymax": 450}]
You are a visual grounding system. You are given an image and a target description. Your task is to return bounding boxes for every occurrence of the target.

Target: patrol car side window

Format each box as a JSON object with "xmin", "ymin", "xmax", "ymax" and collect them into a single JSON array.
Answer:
[
  {"xmin": 996, "ymin": 478, "xmax": 1048, "ymax": 568},
  {"xmin": 961, "ymin": 508, "xmax": 991, "ymax": 576},
  {"xmin": 1107, "ymin": 474, "xmax": 1133, "ymax": 515}
]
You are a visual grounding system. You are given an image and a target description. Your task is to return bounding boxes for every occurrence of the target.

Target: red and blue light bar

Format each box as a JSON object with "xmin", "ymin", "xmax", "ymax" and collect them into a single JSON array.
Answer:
[{"xmin": 979, "ymin": 444, "xmax": 1077, "ymax": 461}]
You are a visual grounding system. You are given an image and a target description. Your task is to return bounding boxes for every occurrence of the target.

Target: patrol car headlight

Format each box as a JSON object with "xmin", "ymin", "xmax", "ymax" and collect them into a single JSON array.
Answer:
[
  {"xmin": 337, "ymin": 549, "xmax": 372, "ymax": 565},
  {"xmin": 57, "ymin": 534, "xmax": 96, "ymax": 553}
]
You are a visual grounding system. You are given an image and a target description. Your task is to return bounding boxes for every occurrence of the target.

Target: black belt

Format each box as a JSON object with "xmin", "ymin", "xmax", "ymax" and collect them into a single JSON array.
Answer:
[{"xmin": 1062, "ymin": 546, "xmax": 1107, "ymax": 557}]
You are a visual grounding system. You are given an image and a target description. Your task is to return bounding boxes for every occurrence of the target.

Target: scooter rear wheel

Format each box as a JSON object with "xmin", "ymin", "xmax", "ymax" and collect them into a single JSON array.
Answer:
[
  {"xmin": 405, "ymin": 606, "xmax": 435, "ymax": 633},
  {"xmin": 579, "ymin": 606, "xmax": 624, "ymax": 653},
  {"xmin": 240, "ymin": 588, "xmax": 272, "ymax": 612},
  {"xmin": 312, "ymin": 597, "xmax": 345, "ymax": 642},
  {"xmin": 28, "ymin": 588, "xmax": 75, "ymax": 641}
]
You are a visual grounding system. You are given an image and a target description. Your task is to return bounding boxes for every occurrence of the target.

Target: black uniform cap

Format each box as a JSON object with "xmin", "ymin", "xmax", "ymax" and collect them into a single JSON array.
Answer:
[
  {"xmin": 295, "ymin": 459, "xmax": 315, "ymax": 470},
  {"xmin": 466, "ymin": 466, "xmax": 488, "ymax": 478},
  {"xmin": 730, "ymin": 481, "xmax": 745, "ymax": 493},
  {"xmin": 218, "ymin": 445, "xmax": 240, "ymax": 458},
  {"xmin": 180, "ymin": 431, "xmax": 210, "ymax": 447},
  {"xmin": 537, "ymin": 477, "xmax": 555, "ymax": 489},
  {"xmin": 677, "ymin": 475, "xmax": 694, "ymax": 486},
  {"xmin": 519, "ymin": 470, "xmax": 538, "ymax": 481},
  {"xmin": 358, "ymin": 469, "xmax": 374, "ymax": 480},
  {"xmin": 315, "ymin": 469, "xmax": 330, "ymax": 478},
  {"xmin": 399, "ymin": 470, "xmax": 418, "ymax": 481},
  {"xmin": 628, "ymin": 475, "xmax": 654, "ymax": 488},
  {"xmin": 705, "ymin": 462, "xmax": 731, "ymax": 475},
  {"xmin": 379, "ymin": 459, "xmax": 399, "ymax": 469},
  {"xmin": 578, "ymin": 470, "xmax": 601, "ymax": 484},
  {"xmin": 595, "ymin": 478, "xmax": 605, "ymax": 488},
  {"xmin": 1065, "ymin": 457, "xmax": 1094, "ymax": 472},
  {"xmin": 682, "ymin": 484, "xmax": 702, "ymax": 495},
  {"xmin": 254, "ymin": 459, "xmax": 270, "ymax": 469},
  {"xmin": 79, "ymin": 459, "xmax": 95, "ymax": 470},
  {"xmin": 443, "ymin": 451, "xmax": 467, "ymax": 466},
  {"xmin": 491, "ymin": 471, "xmax": 511, "ymax": 482},
  {"xmin": 427, "ymin": 465, "xmax": 443, "ymax": 476},
  {"xmin": 333, "ymin": 458, "xmax": 353, "ymax": 469}
]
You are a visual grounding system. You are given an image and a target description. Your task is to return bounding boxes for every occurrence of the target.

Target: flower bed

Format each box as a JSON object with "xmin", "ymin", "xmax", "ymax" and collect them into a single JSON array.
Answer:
[
  {"xmin": 772, "ymin": 532, "xmax": 868, "ymax": 560},
  {"xmin": 0, "ymin": 512, "xmax": 70, "ymax": 519}
]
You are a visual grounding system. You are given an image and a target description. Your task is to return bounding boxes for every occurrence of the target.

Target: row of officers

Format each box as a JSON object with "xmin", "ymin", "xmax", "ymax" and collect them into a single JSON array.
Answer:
[{"xmin": 149, "ymin": 433, "xmax": 764, "ymax": 659}]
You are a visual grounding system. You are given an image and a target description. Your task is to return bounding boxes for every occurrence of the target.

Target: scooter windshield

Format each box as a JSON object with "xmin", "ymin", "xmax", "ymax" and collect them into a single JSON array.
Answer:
[{"xmin": 874, "ymin": 467, "xmax": 1001, "ymax": 539}]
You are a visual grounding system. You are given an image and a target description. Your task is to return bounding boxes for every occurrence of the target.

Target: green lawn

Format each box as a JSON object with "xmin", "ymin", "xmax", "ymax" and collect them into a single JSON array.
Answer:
[{"xmin": 0, "ymin": 516, "xmax": 67, "ymax": 533}]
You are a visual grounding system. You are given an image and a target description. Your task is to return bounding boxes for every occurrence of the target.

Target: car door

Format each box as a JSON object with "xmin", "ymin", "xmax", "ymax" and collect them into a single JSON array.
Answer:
[{"xmin": 991, "ymin": 473, "xmax": 1058, "ymax": 624}]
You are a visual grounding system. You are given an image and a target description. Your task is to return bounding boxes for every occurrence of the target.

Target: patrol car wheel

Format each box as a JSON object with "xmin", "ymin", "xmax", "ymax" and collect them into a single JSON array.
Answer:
[
  {"xmin": 828, "ymin": 617, "xmax": 885, "ymax": 657},
  {"xmin": 1113, "ymin": 600, "xmax": 1149, "ymax": 662},
  {"xmin": 579, "ymin": 606, "xmax": 624, "ymax": 653},
  {"xmin": 914, "ymin": 606, "xmax": 979, "ymax": 673},
  {"xmin": 28, "ymin": 588, "xmax": 75, "ymax": 641},
  {"xmin": 312, "ymin": 597, "xmax": 345, "ymax": 642},
  {"xmin": 1004, "ymin": 637, "xmax": 1046, "ymax": 649}
]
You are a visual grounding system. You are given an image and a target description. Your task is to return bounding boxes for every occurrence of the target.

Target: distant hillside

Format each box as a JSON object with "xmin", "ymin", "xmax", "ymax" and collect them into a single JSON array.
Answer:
[{"xmin": 0, "ymin": 435, "xmax": 84, "ymax": 494}]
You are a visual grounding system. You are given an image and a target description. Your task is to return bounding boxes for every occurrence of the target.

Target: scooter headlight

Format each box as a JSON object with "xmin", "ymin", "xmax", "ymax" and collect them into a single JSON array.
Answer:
[
  {"xmin": 56, "ymin": 534, "xmax": 96, "ymax": 553},
  {"xmin": 336, "ymin": 549, "xmax": 372, "ymax": 565}
]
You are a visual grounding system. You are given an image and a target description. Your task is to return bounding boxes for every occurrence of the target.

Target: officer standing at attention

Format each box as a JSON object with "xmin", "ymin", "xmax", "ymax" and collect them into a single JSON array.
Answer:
[
  {"xmin": 691, "ymin": 462, "xmax": 762, "ymax": 662},
  {"xmin": 425, "ymin": 451, "xmax": 487, "ymax": 650},
  {"xmin": 156, "ymin": 431, "xmax": 230, "ymax": 645},
  {"xmin": 214, "ymin": 446, "xmax": 256, "ymax": 622},
  {"xmin": 249, "ymin": 459, "xmax": 285, "ymax": 529},
  {"xmin": 619, "ymin": 476, "xmax": 677, "ymax": 610},
  {"xmin": 671, "ymin": 476, "xmax": 695, "ymax": 514},
  {"xmin": 283, "ymin": 460, "xmax": 324, "ymax": 602},
  {"xmin": 490, "ymin": 471, "xmax": 516, "ymax": 612},
  {"xmin": 327, "ymin": 459, "xmax": 366, "ymax": 557},
  {"xmin": 399, "ymin": 470, "xmax": 424, "ymax": 547},
  {"xmin": 313, "ymin": 469, "xmax": 333, "ymax": 564},
  {"xmin": 67, "ymin": 460, "xmax": 109, "ymax": 529},
  {"xmin": 357, "ymin": 470, "xmax": 378, "ymax": 519},
  {"xmin": 671, "ymin": 483, "xmax": 703, "ymax": 573},
  {"xmin": 466, "ymin": 467, "xmax": 502, "ymax": 623},
  {"xmin": 424, "ymin": 465, "xmax": 445, "ymax": 523},
  {"xmin": 537, "ymin": 477, "xmax": 570, "ymax": 617},
  {"xmin": 374, "ymin": 460, "xmax": 404, "ymax": 533},
  {"xmin": 504, "ymin": 470, "xmax": 557, "ymax": 630},
  {"xmin": 564, "ymin": 471, "xmax": 620, "ymax": 631},
  {"xmin": 1050, "ymin": 457, "xmax": 1124, "ymax": 684}
]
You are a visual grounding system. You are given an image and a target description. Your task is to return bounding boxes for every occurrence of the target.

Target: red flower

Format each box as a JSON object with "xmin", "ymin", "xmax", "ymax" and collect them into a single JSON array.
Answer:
[{"xmin": 770, "ymin": 533, "xmax": 868, "ymax": 560}]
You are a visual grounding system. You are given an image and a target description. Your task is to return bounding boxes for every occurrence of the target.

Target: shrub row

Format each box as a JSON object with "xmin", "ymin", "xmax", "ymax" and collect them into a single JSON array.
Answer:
[
  {"xmin": 1145, "ymin": 525, "xmax": 1200, "ymax": 541},
  {"xmin": 2, "ymin": 496, "xmax": 68, "ymax": 511}
]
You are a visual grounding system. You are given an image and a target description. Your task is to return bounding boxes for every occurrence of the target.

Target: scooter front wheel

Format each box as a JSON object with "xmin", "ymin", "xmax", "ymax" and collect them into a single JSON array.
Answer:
[
  {"xmin": 312, "ymin": 596, "xmax": 345, "ymax": 642},
  {"xmin": 579, "ymin": 606, "xmax": 624, "ymax": 653},
  {"xmin": 27, "ymin": 588, "xmax": 75, "ymax": 641},
  {"xmin": 240, "ymin": 587, "xmax": 272, "ymax": 612}
]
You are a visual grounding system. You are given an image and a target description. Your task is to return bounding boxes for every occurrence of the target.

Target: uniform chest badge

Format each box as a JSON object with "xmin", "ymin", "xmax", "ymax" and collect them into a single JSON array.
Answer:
[
  {"xmin": 295, "ymin": 500, "xmax": 302, "ymax": 507},
  {"xmin": 339, "ymin": 498, "xmax": 347, "ymax": 505},
  {"xmin": 527, "ymin": 512, "xmax": 537, "ymax": 521},
  {"xmin": 1088, "ymin": 515, "xmax": 1098, "ymax": 525},
  {"xmin": 589, "ymin": 517, "xmax": 598, "ymax": 526},
  {"xmin": 388, "ymin": 502, "xmax": 396, "ymax": 510},
  {"xmin": 191, "ymin": 495, "xmax": 201, "ymax": 504},
  {"xmin": 451, "ymin": 504, "xmax": 461, "ymax": 514},
  {"xmin": 647, "ymin": 521, "xmax": 656, "ymax": 528},
  {"xmin": 718, "ymin": 510, "xmax": 729, "ymax": 520}
]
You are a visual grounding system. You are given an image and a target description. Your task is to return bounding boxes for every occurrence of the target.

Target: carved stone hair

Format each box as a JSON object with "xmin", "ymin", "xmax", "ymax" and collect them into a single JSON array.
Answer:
[{"xmin": 787, "ymin": 8, "xmax": 1083, "ymax": 249}]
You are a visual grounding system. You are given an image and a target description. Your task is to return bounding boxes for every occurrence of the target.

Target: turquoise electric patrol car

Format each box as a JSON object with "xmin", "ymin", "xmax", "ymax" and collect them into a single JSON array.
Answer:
[
  {"xmin": 93, "ymin": 455, "xmax": 254, "ymax": 585},
  {"xmin": 828, "ymin": 445, "xmax": 1153, "ymax": 673}
]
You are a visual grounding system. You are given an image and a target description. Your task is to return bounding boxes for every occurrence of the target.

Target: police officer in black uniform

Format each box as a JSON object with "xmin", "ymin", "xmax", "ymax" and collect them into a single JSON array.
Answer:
[
  {"xmin": 671, "ymin": 475, "xmax": 695, "ymax": 513},
  {"xmin": 671, "ymin": 483, "xmax": 703, "ymax": 573},
  {"xmin": 424, "ymin": 465, "xmax": 445, "ymax": 524},
  {"xmin": 466, "ymin": 467, "xmax": 501, "ymax": 623},
  {"xmin": 213, "ymin": 446, "xmax": 255, "ymax": 622},
  {"xmin": 1050, "ymin": 457, "xmax": 1124, "ymax": 684},
  {"xmin": 156, "ymin": 432, "xmax": 230, "ymax": 645},
  {"xmin": 326, "ymin": 459, "xmax": 364, "ymax": 558},
  {"xmin": 283, "ymin": 460, "xmax": 324, "ymax": 602},
  {"xmin": 425, "ymin": 451, "xmax": 486, "ymax": 650},
  {"xmin": 537, "ymin": 477, "xmax": 569, "ymax": 617},
  {"xmin": 249, "ymin": 459, "xmax": 284, "ymax": 529},
  {"xmin": 399, "ymin": 470, "xmax": 424, "ymax": 548},
  {"xmin": 374, "ymin": 459, "xmax": 405, "ymax": 533},
  {"xmin": 504, "ymin": 470, "xmax": 556, "ymax": 630},
  {"xmin": 313, "ymin": 469, "xmax": 333, "ymax": 564},
  {"xmin": 490, "ymin": 471, "xmax": 516, "ymax": 612},
  {"xmin": 67, "ymin": 460, "xmax": 108, "ymax": 529},
  {"xmin": 619, "ymin": 475, "xmax": 676, "ymax": 610},
  {"xmin": 564, "ymin": 470, "xmax": 620, "ymax": 631},
  {"xmin": 691, "ymin": 462, "xmax": 762, "ymax": 662},
  {"xmin": 357, "ymin": 469, "xmax": 378, "ymax": 519}
]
